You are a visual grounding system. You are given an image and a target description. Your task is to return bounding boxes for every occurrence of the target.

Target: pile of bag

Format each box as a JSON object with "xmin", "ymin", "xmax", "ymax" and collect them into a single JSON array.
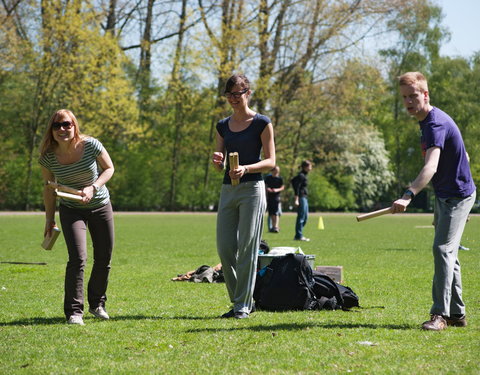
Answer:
[
  {"xmin": 171, "ymin": 264, "xmax": 224, "ymax": 283},
  {"xmin": 254, "ymin": 253, "xmax": 359, "ymax": 311}
]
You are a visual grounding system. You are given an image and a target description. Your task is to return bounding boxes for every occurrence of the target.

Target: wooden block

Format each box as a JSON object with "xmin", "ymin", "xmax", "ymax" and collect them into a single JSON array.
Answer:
[
  {"xmin": 41, "ymin": 227, "xmax": 61, "ymax": 250},
  {"xmin": 55, "ymin": 191, "xmax": 83, "ymax": 201},
  {"xmin": 46, "ymin": 181, "xmax": 82, "ymax": 195},
  {"xmin": 315, "ymin": 266, "xmax": 343, "ymax": 283},
  {"xmin": 228, "ymin": 152, "xmax": 239, "ymax": 186}
]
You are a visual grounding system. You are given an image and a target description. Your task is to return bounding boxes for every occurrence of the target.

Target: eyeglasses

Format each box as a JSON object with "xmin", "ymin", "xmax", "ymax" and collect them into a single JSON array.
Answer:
[
  {"xmin": 52, "ymin": 121, "xmax": 73, "ymax": 131},
  {"xmin": 225, "ymin": 88, "xmax": 248, "ymax": 99}
]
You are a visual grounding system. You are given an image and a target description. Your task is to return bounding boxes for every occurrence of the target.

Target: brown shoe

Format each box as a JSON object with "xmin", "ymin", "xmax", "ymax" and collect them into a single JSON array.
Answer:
[
  {"xmin": 446, "ymin": 315, "xmax": 467, "ymax": 327},
  {"xmin": 422, "ymin": 314, "xmax": 447, "ymax": 331}
]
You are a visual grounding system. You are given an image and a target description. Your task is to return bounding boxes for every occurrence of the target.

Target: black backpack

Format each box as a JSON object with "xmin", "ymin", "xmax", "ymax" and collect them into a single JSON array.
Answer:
[
  {"xmin": 312, "ymin": 271, "xmax": 359, "ymax": 310},
  {"xmin": 254, "ymin": 253, "xmax": 318, "ymax": 311},
  {"xmin": 254, "ymin": 254, "xmax": 360, "ymax": 311},
  {"xmin": 337, "ymin": 283, "xmax": 360, "ymax": 309},
  {"xmin": 259, "ymin": 239, "xmax": 270, "ymax": 254}
]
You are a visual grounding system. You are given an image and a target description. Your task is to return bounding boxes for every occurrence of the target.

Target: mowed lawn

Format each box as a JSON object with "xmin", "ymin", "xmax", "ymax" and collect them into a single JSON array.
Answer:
[{"xmin": 0, "ymin": 212, "xmax": 479, "ymax": 374}]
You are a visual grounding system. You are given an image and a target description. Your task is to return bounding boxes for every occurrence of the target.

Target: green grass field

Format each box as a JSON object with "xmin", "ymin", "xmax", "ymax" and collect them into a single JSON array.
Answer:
[{"xmin": 0, "ymin": 212, "xmax": 479, "ymax": 374}]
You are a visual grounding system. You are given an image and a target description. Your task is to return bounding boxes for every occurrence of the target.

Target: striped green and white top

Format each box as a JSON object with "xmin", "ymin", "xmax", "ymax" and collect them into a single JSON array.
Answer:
[{"xmin": 39, "ymin": 137, "xmax": 110, "ymax": 209}]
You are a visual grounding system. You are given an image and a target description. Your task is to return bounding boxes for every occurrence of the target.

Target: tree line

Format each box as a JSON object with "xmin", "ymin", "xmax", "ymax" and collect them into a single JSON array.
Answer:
[{"xmin": 0, "ymin": 0, "xmax": 478, "ymax": 212}]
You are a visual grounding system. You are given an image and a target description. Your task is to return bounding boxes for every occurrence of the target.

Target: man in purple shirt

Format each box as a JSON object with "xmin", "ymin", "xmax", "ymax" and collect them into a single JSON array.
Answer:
[{"xmin": 392, "ymin": 72, "xmax": 476, "ymax": 331}]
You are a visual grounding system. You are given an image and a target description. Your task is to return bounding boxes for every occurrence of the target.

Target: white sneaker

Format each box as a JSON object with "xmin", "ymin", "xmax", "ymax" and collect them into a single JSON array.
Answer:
[
  {"xmin": 294, "ymin": 237, "xmax": 310, "ymax": 242},
  {"xmin": 67, "ymin": 315, "xmax": 85, "ymax": 325},
  {"xmin": 89, "ymin": 306, "xmax": 110, "ymax": 320}
]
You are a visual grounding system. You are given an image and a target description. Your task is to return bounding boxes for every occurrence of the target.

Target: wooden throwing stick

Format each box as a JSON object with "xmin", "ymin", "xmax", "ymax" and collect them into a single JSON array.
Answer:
[
  {"xmin": 229, "ymin": 152, "xmax": 240, "ymax": 186},
  {"xmin": 356, "ymin": 207, "xmax": 393, "ymax": 222},
  {"xmin": 46, "ymin": 181, "xmax": 83, "ymax": 201}
]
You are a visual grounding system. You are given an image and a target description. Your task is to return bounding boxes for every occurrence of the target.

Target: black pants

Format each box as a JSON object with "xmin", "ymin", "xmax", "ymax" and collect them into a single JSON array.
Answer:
[{"xmin": 59, "ymin": 202, "xmax": 114, "ymax": 318}]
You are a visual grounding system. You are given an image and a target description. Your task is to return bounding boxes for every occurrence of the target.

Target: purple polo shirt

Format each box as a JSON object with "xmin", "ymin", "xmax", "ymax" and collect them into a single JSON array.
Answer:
[{"xmin": 419, "ymin": 107, "xmax": 476, "ymax": 198}]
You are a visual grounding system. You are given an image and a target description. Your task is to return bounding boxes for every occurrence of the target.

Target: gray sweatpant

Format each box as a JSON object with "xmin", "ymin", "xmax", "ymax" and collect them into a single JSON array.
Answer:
[
  {"xmin": 216, "ymin": 181, "xmax": 266, "ymax": 314},
  {"xmin": 431, "ymin": 191, "xmax": 476, "ymax": 317}
]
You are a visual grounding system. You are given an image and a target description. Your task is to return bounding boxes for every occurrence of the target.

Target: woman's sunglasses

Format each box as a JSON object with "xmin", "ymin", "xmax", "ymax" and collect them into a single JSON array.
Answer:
[{"xmin": 52, "ymin": 121, "xmax": 73, "ymax": 131}]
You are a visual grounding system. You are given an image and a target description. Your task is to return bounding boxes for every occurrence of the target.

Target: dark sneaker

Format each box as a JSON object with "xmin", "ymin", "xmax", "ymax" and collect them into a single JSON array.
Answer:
[
  {"xmin": 446, "ymin": 315, "xmax": 467, "ymax": 327},
  {"xmin": 422, "ymin": 314, "xmax": 447, "ymax": 331},
  {"xmin": 221, "ymin": 309, "xmax": 235, "ymax": 318}
]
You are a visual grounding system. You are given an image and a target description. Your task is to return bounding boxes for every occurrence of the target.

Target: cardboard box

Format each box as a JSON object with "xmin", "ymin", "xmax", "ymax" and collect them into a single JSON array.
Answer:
[{"xmin": 315, "ymin": 266, "xmax": 343, "ymax": 283}]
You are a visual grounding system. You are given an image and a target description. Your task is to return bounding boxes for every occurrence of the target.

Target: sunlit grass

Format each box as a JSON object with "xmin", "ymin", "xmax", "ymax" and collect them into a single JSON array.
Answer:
[{"xmin": 0, "ymin": 213, "xmax": 478, "ymax": 374}]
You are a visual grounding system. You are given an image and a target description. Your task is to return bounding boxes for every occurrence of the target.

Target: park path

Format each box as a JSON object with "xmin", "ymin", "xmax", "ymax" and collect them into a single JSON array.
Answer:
[{"xmin": 0, "ymin": 211, "xmax": 445, "ymax": 217}]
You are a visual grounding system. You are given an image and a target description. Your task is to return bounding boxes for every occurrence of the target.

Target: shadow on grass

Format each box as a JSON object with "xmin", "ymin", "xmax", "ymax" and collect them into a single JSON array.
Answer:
[
  {"xmin": 0, "ymin": 314, "xmax": 220, "ymax": 326},
  {"xmin": 187, "ymin": 321, "xmax": 417, "ymax": 332},
  {"xmin": 1, "ymin": 315, "xmax": 416, "ymax": 331},
  {"xmin": 112, "ymin": 315, "xmax": 220, "ymax": 321},
  {"xmin": 0, "ymin": 317, "xmax": 67, "ymax": 326},
  {"xmin": 0, "ymin": 261, "xmax": 48, "ymax": 265}
]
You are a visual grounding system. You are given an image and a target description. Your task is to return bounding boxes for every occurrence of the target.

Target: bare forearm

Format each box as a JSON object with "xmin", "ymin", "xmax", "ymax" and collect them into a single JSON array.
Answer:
[
  {"xmin": 404, "ymin": 146, "xmax": 440, "ymax": 197},
  {"xmin": 244, "ymin": 157, "xmax": 275, "ymax": 174},
  {"xmin": 94, "ymin": 167, "xmax": 114, "ymax": 188},
  {"xmin": 392, "ymin": 147, "xmax": 440, "ymax": 213},
  {"xmin": 407, "ymin": 164, "xmax": 437, "ymax": 196},
  {"xmin": 43, "ymin": 188, "xmax": 56, "ymax": 222}
]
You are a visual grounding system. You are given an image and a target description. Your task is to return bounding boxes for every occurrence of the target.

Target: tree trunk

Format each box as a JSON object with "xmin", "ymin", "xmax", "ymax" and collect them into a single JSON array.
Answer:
[
  {"xmin": 256, "ymin": 0, "xmax": 290, "ymax": 114},
  {"xmin": 200, "ymin": 0, "xmax": 244, "ymax": 188},
  {"xmin": 138, "ymin": 0, "xmax": 154, "ymax": 118},
  {"xmin": 168, "ymin": 0, "xmax": 188, "ymax": 210},
  {"xmin": 106, "ymin": 0, "xmax": 117, "ymax": 36}
]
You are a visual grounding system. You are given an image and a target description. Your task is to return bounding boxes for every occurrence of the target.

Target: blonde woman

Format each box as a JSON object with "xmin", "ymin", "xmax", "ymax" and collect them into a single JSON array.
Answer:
[{"xmin": 39, "ymin": 109, "xmax": 115, "ymax": 325}]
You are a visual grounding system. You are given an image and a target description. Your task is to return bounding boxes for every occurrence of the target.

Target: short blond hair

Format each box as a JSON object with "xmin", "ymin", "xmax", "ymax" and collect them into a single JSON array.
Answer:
[{"xmin": 398, "ymin": 72, "xmax": 428, "ymax": 92}]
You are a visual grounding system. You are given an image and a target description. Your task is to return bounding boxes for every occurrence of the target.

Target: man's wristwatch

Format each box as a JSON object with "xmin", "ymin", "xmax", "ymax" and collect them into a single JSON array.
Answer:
[{"xmin": 403, "ymin": 189, "xmax": 415, "ymax": 199}]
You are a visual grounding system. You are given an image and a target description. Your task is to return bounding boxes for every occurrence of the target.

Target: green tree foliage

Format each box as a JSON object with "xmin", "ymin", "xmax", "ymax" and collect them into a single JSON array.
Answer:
[
  {"xmin": 0, "ymin": 1, "xmax": 138, "ymax": 209},
  {"xmin": 429, "ymin": 54, "xmax": 480, "ymax": 183},
  {"xmin": 308, "ymin": 171, "xmax": 355, "ymax": 211},
  {"xmin": 274, "ymin": 61, "xmax": 393, "ymax": 211},
  {"xmin": 0, "ymin": 0, "xmax": 478, "ymax": 212},
  {"xmin": 307, "ymin": 120, "xmax": 393, "ymax": 211},
  {"xmin": 379, "ymin": 0, "xmax": 447, "ymax": 196}
]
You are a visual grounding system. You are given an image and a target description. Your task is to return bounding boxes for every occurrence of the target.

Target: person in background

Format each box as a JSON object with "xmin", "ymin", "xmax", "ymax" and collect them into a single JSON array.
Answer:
[
  {"xmin": 392, "ymin": 72, "xmax": 476, "ymax": 331},
  {"xmin": 212, "ymin": 74, "xmax": 275, "ymax": 319},
  {"xmin": 39, "ymin": 109, "xmax": 115, "ymax": 326},
  {"xmin": 265, "ymin": 166, "xmax": 284, "ymax": 233},
  {"xmin": 292, "ymin": 160, "xmax": 313, "ymax": 242}
]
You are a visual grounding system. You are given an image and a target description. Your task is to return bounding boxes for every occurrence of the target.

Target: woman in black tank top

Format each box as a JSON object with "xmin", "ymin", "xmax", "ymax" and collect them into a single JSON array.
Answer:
[{"xmin": 212, "ymin": 74, "xmax": 276, "ymax": 319}]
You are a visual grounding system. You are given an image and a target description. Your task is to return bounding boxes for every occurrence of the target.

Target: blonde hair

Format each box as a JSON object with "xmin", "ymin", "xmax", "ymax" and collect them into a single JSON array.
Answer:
[
  {"xmin": 39, "ymin": 109, "xmax": 84, "ymax": 157},
  {"xmin": 398, "ymin": 72, "xmax": 428, "ymax": 92}
]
